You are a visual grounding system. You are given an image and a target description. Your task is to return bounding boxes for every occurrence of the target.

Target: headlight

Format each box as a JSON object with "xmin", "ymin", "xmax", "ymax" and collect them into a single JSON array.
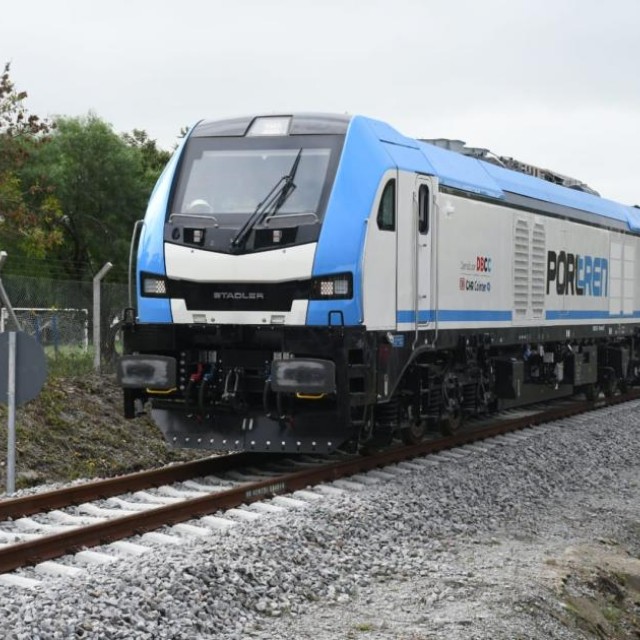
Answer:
[
  {"xmin": 270, "ymin": 358, "xmax": 336, "ymax": 393},
  {"xmin": 247, "ymin": 116, "xmax": 292, "ymax": 136},
  {"xmin": 141, "ymin": 273, "xmax": 168, "ymax": 297},
  {"xmin": 310, "ymin": 273, "xmax": 353, "ymax": 300},
  {"xmin": 118, "ymin": 355, "xmax": 176, "ymax": 389}
]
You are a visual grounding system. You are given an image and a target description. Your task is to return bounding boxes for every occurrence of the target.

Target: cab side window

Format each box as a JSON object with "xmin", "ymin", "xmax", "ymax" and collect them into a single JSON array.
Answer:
[
  {"xmin": 376, "ymin": 180, "xmax": 396, "ymax": 231},
  {"xmin": 418, "ymin": 184, "xmax": 429, "ymax": 234}
]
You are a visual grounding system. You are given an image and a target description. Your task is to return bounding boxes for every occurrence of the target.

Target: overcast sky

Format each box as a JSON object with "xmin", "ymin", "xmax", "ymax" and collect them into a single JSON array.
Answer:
[{"xmin": 2, "ymin": 0, "xmax": 639, "ymax": 204}]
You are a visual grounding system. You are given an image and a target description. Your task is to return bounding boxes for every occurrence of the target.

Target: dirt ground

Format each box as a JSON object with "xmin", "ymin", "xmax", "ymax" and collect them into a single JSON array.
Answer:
[{"xmin": 0, "ymin": 373, "xmax": 203, "ymax": 490}]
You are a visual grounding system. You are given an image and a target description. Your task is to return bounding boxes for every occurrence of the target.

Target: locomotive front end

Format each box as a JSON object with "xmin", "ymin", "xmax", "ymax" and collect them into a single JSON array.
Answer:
[{"xmin": 118, "ymin": 114, "xmax": 372, "ymax": 453}]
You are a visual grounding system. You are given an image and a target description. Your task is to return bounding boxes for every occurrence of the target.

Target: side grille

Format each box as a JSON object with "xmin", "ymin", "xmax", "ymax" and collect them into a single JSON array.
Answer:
[
  {"xmin": 513, "ymin": 217, "xmax": 546, "ymax": 320},
  {"xmin": 531, "ymin": 222, "xmax": 546, "ymax": 318},
  {"xmin": 513, "ymin": 218, "xmax": 530, "ymax": 320}
]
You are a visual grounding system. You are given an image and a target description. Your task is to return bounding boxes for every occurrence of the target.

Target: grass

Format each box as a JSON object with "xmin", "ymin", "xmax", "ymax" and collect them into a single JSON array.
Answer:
[{"xmin": 46, "ymin": 347, "xmax": 95, "ymax": 377}]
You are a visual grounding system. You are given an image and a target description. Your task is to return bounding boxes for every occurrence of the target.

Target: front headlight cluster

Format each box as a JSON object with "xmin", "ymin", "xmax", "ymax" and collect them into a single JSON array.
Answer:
[
  {"xmin": 141, "ymin": 274, "xmax": 168, "ymax": 297},
  {"xmin": 309, "ymin": 273, "xmax": 352, "ymax": 300},
  {"xmin": 140, "ymin": 271, "xmax": 354, "ymax": 301}
]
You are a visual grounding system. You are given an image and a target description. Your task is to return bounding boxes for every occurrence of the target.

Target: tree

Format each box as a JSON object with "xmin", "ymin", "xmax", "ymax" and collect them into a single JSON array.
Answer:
[
  {"xmin": 121, "ymin": 128, "xmax": 171, "ymax": 181},
  {"xmin": 0, "ymin": 64, "xmax": 171, "ymax": 281},
  {"xmin": 35, "ymin": 114, "xmax": 164, "ymax": 281},
  {"xmin": 0, "ymin": 62, "xmax": 62, "ymax": 265}
]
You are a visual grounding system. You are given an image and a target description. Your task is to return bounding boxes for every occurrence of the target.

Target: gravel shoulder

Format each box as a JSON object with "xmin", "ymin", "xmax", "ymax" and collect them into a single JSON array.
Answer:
[
  {"xmin": 0, "ymin": 401, "xmax": 638, "ymax": 639},
  {"xmin": 255, "ymin": 408, "xmax": 640, "ymax": 640}
]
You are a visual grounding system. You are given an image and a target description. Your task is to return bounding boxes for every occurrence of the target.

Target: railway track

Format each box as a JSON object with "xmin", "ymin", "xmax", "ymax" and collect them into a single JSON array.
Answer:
[{"xmin": 1, "ymin": 390, "xmax": 637, "ymax": 585}]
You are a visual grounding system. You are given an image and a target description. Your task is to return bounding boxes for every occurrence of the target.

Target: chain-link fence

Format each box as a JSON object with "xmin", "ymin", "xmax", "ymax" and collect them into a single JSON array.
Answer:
[
  {"xmin": 1, "ymin": 274, "xmax": 128, "ymax": 373},
  {"xmin": 1, "ymin": 308, "xmax": 89, "ymax": 349}
]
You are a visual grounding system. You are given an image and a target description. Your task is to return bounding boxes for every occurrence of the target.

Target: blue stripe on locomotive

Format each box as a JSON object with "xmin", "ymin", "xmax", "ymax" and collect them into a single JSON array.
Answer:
[
  {"xmin": 397, "ymin": 309, "xmax": 513, "ymax": 323},
  {"xmin": 136, "ymin": 135, "xmax": 191, "ymax": 323},
  {"xmin": 306, "ymin": 117, "xmax": 395, "ymax": 326},
  {"xmin": 480, "ymin": 161, "xmax": 637, "ymax": 228},
  {"xmin": 360, "ymin": 116, "xmax": 639, "ymax": 231}
]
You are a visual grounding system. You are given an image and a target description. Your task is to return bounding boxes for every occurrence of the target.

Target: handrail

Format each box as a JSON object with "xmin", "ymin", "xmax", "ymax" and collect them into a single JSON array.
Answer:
[{"xmin": 127, "ymin": 220, "xmax": 144, "ymax": 310}]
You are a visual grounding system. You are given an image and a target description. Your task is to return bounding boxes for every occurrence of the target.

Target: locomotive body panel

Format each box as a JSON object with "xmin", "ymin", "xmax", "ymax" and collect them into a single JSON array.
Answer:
[
  {"xmin": 429, "ymin": 192, "xmax": 640, "ymax": 331},
  {"xmin": 361, "ymin": 169, "xmax": 398, "ymax": 331}
]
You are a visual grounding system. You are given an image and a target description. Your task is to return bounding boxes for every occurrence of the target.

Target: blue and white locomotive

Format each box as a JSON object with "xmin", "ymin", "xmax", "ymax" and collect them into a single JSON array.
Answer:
[{"xmin": 118, "ymin": 113, "xmax": 640, "ymax": 452}]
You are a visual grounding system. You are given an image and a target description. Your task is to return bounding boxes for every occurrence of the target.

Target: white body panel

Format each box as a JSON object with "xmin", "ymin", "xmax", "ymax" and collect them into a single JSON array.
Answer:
[
  {"xmin": 436, "ymin": 193, "xmax": 639, "ymax": 330},
  {"xmin": 362, "ymin": 170, "xmax": 397, "ymax": 330},
  {"xmin": 165, "ymin": 242, "xmax": 316, "ymax": 282},
  {"xmin": 435, "ymin": 194, "xmax": 524, "ymax": 330},
  {"xmin": 395, "ymin": 171, "xmax": 417, "ymax": 332},
  {"xmin": 164, "ymin": 242, "xmax": 316, "ymax": 325},
  {"xmin": 362, "ymin": 176, "xmax": 639, "ymax": 333},
  {"xmin": 170, "ymin": 299, "xmax": 309, "ymax": 325},
  {"xmin": 609, "ymin": 239, "xmax": 636, "ymax": 316}
]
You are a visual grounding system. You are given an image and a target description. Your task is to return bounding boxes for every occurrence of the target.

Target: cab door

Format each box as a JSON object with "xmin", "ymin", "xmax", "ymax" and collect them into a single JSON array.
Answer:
[
  {"xmin": 415, "ymin": 175, "xmax": 436, "ymax": 332},
  {"xmin": 396, "ymin": 172, "xmax": 436, "ymax": 337}
]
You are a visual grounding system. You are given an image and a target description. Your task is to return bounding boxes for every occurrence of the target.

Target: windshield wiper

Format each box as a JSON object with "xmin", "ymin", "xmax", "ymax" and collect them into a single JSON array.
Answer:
[{"xmin": 230, "ymin": 148, "xmax": 303, "ymax": 251}]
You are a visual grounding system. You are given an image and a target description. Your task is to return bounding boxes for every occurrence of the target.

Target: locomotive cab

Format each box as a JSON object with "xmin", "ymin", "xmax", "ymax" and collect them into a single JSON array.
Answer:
[{"xmin": 119, "ymin": 114, "xmax": 376, "ymax": 453}]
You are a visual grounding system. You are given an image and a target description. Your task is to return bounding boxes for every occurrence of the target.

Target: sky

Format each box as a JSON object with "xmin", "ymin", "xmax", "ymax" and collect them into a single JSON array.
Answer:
[{"xmin": 2, "ymin": 0, "xmax": 639, "ymax": 204}]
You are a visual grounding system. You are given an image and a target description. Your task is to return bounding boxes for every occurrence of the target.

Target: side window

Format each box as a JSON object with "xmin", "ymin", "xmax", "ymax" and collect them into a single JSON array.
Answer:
[
  {"xmin": 418, "ymin": 184, "xmax": 429, "ymax": 234},
  {"xmin": 376, "ymin": 180, "xmax": 396, "ymax": 231}
]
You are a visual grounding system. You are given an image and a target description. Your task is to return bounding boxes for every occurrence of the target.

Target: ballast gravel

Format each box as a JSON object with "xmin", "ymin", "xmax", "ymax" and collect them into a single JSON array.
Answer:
[{"xmin": 0, "ymin": 401, "xmax": 639, "ymax": 639}]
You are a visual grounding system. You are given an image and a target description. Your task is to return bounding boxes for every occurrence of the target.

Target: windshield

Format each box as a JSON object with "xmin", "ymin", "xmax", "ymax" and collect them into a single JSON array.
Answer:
[{"xmin": 171, "ymin": 136, "xmax": 339, "ymax": 219}]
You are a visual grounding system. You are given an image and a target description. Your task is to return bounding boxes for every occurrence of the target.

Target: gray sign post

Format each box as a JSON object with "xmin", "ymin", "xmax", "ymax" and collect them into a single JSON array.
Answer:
[
  {"xmin": 0, "ymin": 332, "xmax": 47, "ymax": 494},
  {"xmin": 6, "ymin": 332, "xmax": 16, "ymax": 494}
]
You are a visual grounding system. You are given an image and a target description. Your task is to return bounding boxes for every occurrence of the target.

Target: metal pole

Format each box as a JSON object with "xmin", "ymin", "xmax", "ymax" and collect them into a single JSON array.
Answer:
[
  {"xmin": 6, "ymin": 331, "xmax": 16, "ymax": 495},
  {"xmin": 93, "ymin": 262, "xmax": 113, "ymax": 373},
  {"xmin": 0, "ymin": 251, "xmax": 21, "ymax": 332}
]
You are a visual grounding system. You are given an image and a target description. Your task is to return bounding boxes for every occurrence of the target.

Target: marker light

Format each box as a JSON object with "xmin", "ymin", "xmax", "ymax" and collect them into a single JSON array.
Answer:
[
  {"xmin": 141, "ymin": 274, "xmax": 168, "ymax": 296},
  {"xmin": 247, "ymin": 116, "xmax": 291, "ymax": 136}
]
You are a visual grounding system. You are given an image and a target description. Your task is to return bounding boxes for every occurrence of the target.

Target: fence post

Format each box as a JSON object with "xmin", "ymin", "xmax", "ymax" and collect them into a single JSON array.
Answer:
[
  {"xmin": 0, "ymin": 252, "xmax": 22, "ymax": 332},
  {"xmin": 93, "ymin": 262, "xmax": 113, "ymax": 373}
]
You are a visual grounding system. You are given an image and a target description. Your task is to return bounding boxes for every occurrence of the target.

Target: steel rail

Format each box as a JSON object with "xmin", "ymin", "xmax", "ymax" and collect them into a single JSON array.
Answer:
[
  {"xmin": 0, "ymin": 451, "xmax": 274, "ymax": 520},
  {"xmin": 0, "ymin": 391, "xmax": 638, "ymax": 575}
]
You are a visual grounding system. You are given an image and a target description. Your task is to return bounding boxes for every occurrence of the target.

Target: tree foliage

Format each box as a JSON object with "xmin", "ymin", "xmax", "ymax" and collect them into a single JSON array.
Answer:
[
  {"xmin": 0, "ymin": 63, "xmax": 172, "ymax": 281},
  {"xmin": 33, "ymin": 114, "xmax": 147, "ymax": 280},
  {"xmin": 0, "ymin": 63, "xmax": 49, "ymax": 140},
  {"xmin": 33, "ymin": 115, "xmax": 172, "ymax": 281},
  {"xmin": 122, "ymin": 128, "xmax": 172, "ymax": 181},
  {"xmin": 0, "ymin": 63, "xmax": 62, "ymax": 263}
]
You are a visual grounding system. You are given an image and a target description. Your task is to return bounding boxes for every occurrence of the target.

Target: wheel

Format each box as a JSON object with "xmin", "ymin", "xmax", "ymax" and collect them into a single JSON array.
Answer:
[
  {"xmin": 359, "ymin": 432, "xmax": 393, "ymax": 455},
  {"xmin": 441, "ymin": 372, "xmax": 462, "ymax": 436},
  {"xmin": 401, "ymin": 419, "xmax": 426, "ymax": 445},
  {"xmin": 440, "ymin": 410, "xmax": 462, "ymax": 436},
  {"xmin": 599, "ymin": 367, "xmax": 616, "ymax": 398},
  {"xmin": 602, "ymin": 378, "xmax": 617, "ymax": 398}
]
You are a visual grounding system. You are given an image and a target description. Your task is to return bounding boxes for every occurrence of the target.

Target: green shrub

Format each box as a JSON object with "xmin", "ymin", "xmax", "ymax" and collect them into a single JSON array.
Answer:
[{"xmin": 46, "ymin": 348, "xmax": 94, "ymax": 377}]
